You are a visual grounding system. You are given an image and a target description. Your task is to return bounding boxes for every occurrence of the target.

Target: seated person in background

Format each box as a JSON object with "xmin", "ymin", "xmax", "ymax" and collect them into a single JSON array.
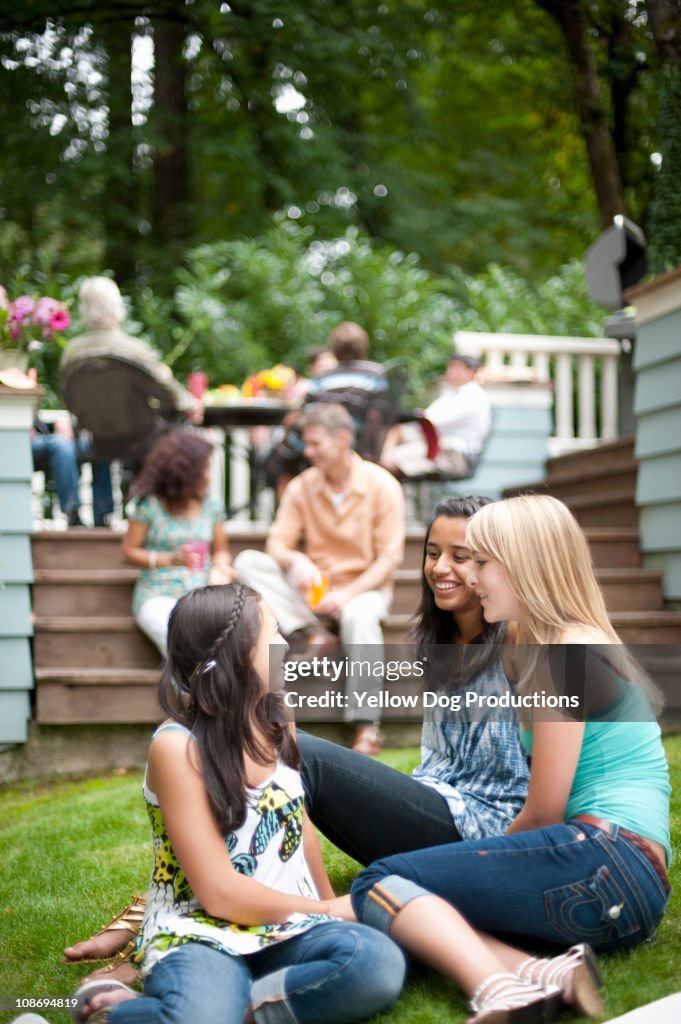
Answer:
[
  {"xmin": 32, "ymin": 412, "xmax": 113, "ymax": 527},
  {"xmin": 381, "ymin": 354, "xmax": 490, "ymax": 479},
  {"xmin": 307, "ymin": 344, "xmax": 339, "ymax": 381},
  {"xmin": 236, "ymin": 402, "xmax": 405, "ymax": 756},
  {"xmin": 60, "ymin": 276, "xmax": 202, "ymax": 428},
  {"xmin": 263, "ymin": 322, "xmax": 385, "ymax": 495},
  {"xmin": 306, "ymin": 321, "xmax": 387, "ymax": 456},
  {"xmin": 121, "ymin": 430, "xmax": 237, "ymax": 657}
]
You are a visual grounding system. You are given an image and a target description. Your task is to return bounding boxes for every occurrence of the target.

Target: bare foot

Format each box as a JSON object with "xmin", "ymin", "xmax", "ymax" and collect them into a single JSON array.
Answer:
[
  {"xmin": 64, "ymin": 928, "xmax": 135, "ymax": 964},
  {"xmin": 80, "ymin": 961, "xmax": 138, "ymax": 987}
]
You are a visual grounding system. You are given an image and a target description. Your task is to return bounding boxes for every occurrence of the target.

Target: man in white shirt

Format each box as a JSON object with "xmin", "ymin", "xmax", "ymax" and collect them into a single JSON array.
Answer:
[{"xmin": 381, "ymin": 354, "xmax": 491, "ymax": 478}]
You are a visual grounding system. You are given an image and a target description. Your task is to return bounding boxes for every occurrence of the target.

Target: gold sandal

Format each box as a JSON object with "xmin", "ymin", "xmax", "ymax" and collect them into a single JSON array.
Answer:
[
  {"xmin": 63, "ymin": 894, "xmax": 146, "ymax": 966},
  {"xmin": 97, "ymin": 940, "xmax": 140, "ymax": 977}
]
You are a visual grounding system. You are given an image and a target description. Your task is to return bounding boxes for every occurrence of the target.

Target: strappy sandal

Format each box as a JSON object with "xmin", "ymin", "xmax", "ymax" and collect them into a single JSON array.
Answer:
[
  {"xmin": 516, "ymin": 943, "xmax": 604, "ymax": 1017},
  {"xmin": 62, "ymin": 894, "xmax": 146, "ymax": 966},
  {"xmin": 69, "ymin": 979, "xmax": 140, "ymax": 1023},
  {"xmin": 467, "ymin": 973, "xmax": 562, "ymax": 1024}
]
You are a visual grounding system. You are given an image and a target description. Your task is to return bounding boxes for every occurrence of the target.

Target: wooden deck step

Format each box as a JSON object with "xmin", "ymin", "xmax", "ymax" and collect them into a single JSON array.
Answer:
[
  {"xmin": 560, "ymin": 491, "xmax": 638, "ymax": 528},
  {"xmin": 543, "ymin": 462, "xmax": 638, "ymax": 501},
  {"xmin": 545, "ymin": 436, "xmax": 635, "ymax": 475},
  {"xmin": 32, "ymin": 569, "xmax": 140, "ymax": 616},
  {"xmin": 581, "ymin": 528, "xmax": 641, "ymax": 569},
  {"xmin": 390, "ymin": 567, "xmax": 663, "ymax": 614},
  {"xmin": 384, "ymin": 610, "xmax": 681, "ymax": 646},
  {"xmin": 35, "ymin": 667, "xmax": 162, "ymax": 724},
  {"xmin": 33, "ymin": 616, "xmax": 161, "ymax": 668},
  {"xmin": 31, "ymin": 526, "xmax": 274, "ymax": 571}
]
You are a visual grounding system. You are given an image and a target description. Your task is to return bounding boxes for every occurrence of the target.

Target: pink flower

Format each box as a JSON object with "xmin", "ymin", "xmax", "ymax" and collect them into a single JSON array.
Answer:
[
  {"xmin": 49, "ymin": 307, "xmax": 70, "ymax": 332},
  {"xmin": 2, "ymin": 291, "xmax": 70, "ymax": 352},
  {"xmin": 9, "ymin": 295, "xmax": 35, "ymax": 324},
  {"xmin": 32, "ymin": 296, "xmax": 60, "ymax": 327}
]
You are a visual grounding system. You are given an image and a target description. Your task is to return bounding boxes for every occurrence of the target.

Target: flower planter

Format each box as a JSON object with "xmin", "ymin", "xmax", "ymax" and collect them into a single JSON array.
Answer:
[{"xmin": 0, "ymin": 350, "xmax": 29, "ymax": 372}]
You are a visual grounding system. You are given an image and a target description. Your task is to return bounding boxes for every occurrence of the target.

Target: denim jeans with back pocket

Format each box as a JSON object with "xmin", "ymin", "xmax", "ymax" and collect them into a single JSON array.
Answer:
[{"xmin": 351, "ymin": 821, "xmax": 670, "ymax": 952}]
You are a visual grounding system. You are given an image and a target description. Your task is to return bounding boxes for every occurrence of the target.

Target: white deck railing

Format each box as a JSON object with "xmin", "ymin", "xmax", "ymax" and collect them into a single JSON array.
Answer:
[{"xmin": 454, "ymin": 331, "xmax": 621, "ymax": 456}]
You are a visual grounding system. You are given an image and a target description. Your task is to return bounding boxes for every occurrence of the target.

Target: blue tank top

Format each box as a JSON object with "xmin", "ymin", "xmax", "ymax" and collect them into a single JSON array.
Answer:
[{"xmin": 519, "ymin": 653, "xmax": 671, "ymax": 864}]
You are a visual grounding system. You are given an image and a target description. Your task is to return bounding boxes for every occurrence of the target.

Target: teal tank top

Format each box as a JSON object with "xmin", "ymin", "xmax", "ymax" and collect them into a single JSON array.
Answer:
[{"xmin": 519, "ymin": 654, "xmax": 671, "ymax": 865}]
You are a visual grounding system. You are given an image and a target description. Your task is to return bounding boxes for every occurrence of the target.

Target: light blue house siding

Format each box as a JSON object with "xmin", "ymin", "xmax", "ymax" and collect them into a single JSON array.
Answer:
[
  {"xmin": 633, "ymin": 295, "xmax": 681, "ymax": 602},
  {"xmin": 445, "ymin": 382, "xmax": 553, "ymax": 499},
  {"xmin": 0, "ymin": 404, "xmax": 38, "ymax": 746}
]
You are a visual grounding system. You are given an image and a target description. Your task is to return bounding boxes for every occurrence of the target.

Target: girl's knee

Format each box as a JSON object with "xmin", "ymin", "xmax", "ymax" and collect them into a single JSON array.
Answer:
[{"xmin": 330, "ymin": 924, "xmax": 404, "ymax": 1014}]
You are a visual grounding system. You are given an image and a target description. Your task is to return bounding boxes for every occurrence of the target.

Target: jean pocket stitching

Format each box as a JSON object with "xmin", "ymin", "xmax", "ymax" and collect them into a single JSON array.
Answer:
[{"xmin": 544, "ymin": 864, "xmax": 641, "ymax": 945}]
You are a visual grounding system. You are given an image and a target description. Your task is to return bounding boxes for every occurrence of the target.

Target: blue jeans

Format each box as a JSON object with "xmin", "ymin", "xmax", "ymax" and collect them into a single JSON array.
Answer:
[
  {"xmin": 351, "ymin": 821, "xmax": 670, "ymax": 952},
  {"xmin": 32, "ymin": 434, "xmax": 113, "ymax": 523},
  {"xmin": 298, "ymin": 731, "xmax": 460, "ymax": 866},
  {"xmin": 109, "ymin": 922, "xmax": 405, "ymax": 1024}
]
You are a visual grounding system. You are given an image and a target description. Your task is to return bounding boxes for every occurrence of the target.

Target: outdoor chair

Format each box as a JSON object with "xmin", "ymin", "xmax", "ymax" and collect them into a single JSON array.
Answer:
[{"xmin": 61, "ymin": 355, "xmax": 181, "ymax": 466}]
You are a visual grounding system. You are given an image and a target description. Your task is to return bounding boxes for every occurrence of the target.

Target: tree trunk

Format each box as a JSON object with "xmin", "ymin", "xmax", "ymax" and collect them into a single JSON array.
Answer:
[
  {"xmin": 646, "ymin": 1, "xmax": 681, "ymax": 272},
  {"xmin": 646, "ymin": 0, "xmax": 681, "ymax": 65},
  {"xmin": 151, "ymin": 13, "xmax": 191, "ymax": 251},
  {"xmin": 99, "ymin": 11, "xmax": 137, "ymax": 285},
  {"xmin": 535, "ymin": 0, "xmax": 626, "ymax": 225}
]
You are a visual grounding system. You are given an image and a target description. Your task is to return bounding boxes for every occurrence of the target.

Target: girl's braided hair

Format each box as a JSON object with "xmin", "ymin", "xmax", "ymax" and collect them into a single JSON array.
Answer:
[{"xmin": 159, "ymin": 584, "xmax": 298, "ymax": 834}]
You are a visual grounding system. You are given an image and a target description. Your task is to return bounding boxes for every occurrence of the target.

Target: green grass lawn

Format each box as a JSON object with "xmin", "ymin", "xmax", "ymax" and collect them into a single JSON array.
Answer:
[{"xmin": 1, "ymin": 740, "xmax": 679, "ymax": 1024}]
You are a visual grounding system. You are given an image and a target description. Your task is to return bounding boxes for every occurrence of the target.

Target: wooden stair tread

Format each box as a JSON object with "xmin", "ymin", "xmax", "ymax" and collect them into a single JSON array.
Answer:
[
  {"xmin": 35, "ymin": 667, "xmax": 159, "ymax": 684},
  {"xmin": 609, "ymin": 610, "xmax": 681, "ymax": 623},
  {"xmin": 545, "ymin": 436, "xmax": 635, "ymax": 471},
  {"xmin": 546, "ymin": 462, "xmax": 637, "ymax": 486},
  {"xmin": 561, "ymin": 489, "xmax": 635, "ymax": 507},
  {"xmin": 34, "ymin": 615, "xmax": 138, "ymax": 631},
  {"xmin": 33, "ymin": 568, "xmax": 139, "ymax": 583}
]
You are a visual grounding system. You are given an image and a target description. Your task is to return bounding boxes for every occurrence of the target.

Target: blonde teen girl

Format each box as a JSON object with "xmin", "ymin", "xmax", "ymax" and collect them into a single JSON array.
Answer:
[{"xmin": 345, "ymin": 495, "xmax": 671, "ymax": 1023}]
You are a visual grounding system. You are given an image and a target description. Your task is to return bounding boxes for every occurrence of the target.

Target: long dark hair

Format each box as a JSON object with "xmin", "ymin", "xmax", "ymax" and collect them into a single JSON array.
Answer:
[
  {"xmin": 412, "ymin": 496, "xmax": 506, "ymax": 686},
  {"xmin": 159, "ymin": 584, "xmax": 298, "ymax": 835}
]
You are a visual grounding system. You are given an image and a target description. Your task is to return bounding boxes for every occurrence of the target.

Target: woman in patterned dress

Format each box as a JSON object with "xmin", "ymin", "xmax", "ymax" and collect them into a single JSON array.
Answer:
[{"xmin": 121, "ymin": 430, "xmax": 238, "ymax": 656}]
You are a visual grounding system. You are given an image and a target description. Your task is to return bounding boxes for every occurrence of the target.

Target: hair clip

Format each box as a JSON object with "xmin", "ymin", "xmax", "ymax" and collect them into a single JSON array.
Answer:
[{"xmin": 203, "ymin": 660, "xmax": 217, "ymax": 673}]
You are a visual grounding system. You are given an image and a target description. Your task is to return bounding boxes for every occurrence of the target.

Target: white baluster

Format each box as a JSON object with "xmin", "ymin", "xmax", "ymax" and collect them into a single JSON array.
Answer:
[
  {"xmin": 555, "ymin": 353, "xmax": 575, "ymax": 441},
  {"xmin": 601, "ymin": 355, "xmax": 619, "ymax": 439},
  {"xmin": 533, "ymin": 352, "xmax": 550, "ymax": 383},
  {"xmin": 230, "ymin": 427, "xmax": 251, "ymax": 521},
  {"xmin": 578, "ymin": 354, "xmax": 596, "ymax": 441},
  {"xmin": 487, "ymin": 349, "xmax": 504, "ymax": 375}
]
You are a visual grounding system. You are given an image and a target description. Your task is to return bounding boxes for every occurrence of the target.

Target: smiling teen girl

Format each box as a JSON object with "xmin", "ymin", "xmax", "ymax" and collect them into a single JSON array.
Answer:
[{"xmin": 347, "ymin": 494, "xmax": 671, "ymax": 1023}]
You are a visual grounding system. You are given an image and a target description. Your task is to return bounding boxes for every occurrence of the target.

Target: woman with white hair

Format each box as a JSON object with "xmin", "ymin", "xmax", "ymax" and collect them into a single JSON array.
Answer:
[{"xmin": 60, "ymin": 277, "xmax": 200, "ymax": 424}]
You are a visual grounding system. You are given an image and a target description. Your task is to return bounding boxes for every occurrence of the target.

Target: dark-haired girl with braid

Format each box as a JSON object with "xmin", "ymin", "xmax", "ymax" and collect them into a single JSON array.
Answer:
[
  {"xmin": 71, "ymin": 584, "xmax": 405, "ymax": 1024},
  {"xmin": 65, "ymin": 496, "xmax": 530, "ymax": 974}
]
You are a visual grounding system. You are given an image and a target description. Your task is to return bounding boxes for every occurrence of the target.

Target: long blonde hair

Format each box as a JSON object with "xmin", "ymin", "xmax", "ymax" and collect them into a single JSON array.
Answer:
[{"xmin": 466, "ymin": 494, "xmax": 660, "ymax": 708}]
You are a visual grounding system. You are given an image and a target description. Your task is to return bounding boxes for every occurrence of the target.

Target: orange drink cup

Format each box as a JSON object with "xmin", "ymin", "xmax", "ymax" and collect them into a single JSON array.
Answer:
[{"xmin": 307, "ymin": 575, "xmax": 329, "ymax": 607}]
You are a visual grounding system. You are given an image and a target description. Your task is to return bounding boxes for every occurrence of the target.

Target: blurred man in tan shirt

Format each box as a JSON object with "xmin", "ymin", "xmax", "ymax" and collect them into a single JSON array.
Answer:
[{"xmin": 235, "ymin": 402, "xmax": 405, "ymax": 755}]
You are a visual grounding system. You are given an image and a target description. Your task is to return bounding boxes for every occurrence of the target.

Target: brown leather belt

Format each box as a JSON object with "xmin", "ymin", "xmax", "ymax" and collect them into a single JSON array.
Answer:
[{"xmin": 573, "ymin": 814, "xmax": 671, "ymax": 894}]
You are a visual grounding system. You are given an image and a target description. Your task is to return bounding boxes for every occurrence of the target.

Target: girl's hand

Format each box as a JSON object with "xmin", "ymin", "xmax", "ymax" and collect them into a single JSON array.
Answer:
[
  {"xmin": 170, "ymin": 546, "xmax": 193, "ymax": 568},
  {"xmin": 322, "ymin": 894, "xmax": 356, "ymax": 921}
]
